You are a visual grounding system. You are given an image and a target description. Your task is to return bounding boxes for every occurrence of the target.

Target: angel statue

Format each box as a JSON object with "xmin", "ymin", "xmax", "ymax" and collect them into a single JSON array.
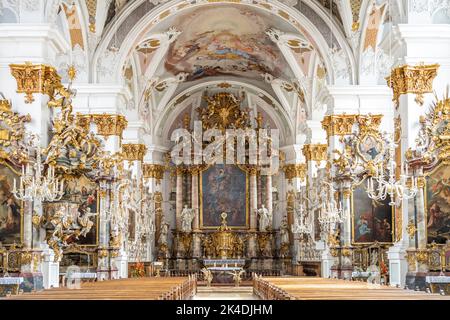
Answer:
[
  {"xmin": 180, "ymin": 205, "xmax": 195, "ymax": 233},
  {"xmin": 228, "ymin": 269, "xmax": 246, "ymax": 287},
  {"xmin": 77, "ymin": 207, "xmax": 98, "ymax": 237},
  {"xmin": 201, "ymin": 267, "xmax": 213, "ymax": 287},
  {"xmin": 257, "ymin": 205, "xmax": 272, "ymax": 231}
]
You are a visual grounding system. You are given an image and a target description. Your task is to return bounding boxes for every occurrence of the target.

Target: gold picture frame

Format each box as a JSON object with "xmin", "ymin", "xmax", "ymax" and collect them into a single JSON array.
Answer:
[
  {"xmin": 351, "ymin": 180, "xmax": 395, "ymax": 246},
  {"xmin": 424, "ymin": 163, "xmax": 450, "ymax": 245},
  {"xmin": 0, "ymin": 160, "xmax": 24, "ymax": 247},
  {"xmin": 199, "ymin": 164, "xmax": 249, "ymax": 230}
]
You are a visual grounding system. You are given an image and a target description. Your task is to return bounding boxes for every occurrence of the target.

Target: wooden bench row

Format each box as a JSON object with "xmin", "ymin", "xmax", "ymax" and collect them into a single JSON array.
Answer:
[
  {"xmin": 253, "ymin": 276, "xmax": 450, "ymax": 300},
  {"xmin": 4, "ymin": 276, "xmax": 197, "ymax": 300}
]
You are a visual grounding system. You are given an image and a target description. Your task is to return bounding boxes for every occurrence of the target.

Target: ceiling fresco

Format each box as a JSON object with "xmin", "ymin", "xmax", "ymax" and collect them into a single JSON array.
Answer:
[{"xmin": 163, "ymin": 5, "xmax": 295, "ymax": 81}]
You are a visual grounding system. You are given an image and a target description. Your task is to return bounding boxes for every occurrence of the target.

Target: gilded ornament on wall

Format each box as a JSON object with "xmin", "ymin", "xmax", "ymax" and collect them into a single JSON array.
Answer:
[
  {"xmin": 197, "ymin": 92, "xmax": 250, "ymax": 131},
  {"xmin": 121, "ymin": 144, "xmax": 147, "ymax": 162},
  {"xmin": 77, "ymin": 114, "xmax": 128, "ymax": 139},
  {"xmin": 321, "ymin": 114, "xmax": 358, "ymax": 138},
  {"xmin": 10, "ymin": 62, "xmax": 62, "ymax": 104},
  {"xmin": 143, "ymin": 164, "xmax": 165, "ymax": 181},
  {"xmin": 386, "ymin": 63, "xmax": 439, "ymax": 108},
  {"xmin": 283, "ymin": 163, "xmax": 306, "ymax": 181},
  {"xmin": 302, "ymin": 144, "xmax": 327, "ymax": 162},
  {"xmin": 0, "ymin": 96, "xmax": 31, "ymax": 165}
]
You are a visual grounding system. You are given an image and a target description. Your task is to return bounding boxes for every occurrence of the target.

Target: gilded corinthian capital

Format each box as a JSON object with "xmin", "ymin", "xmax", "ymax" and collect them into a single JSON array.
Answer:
[
  {"xmin": 121, "ymin": 143, "xmax": 147, "ymax": 161},
  {"xmin": 143, "ymin": 164, "xmax": 166, "ymax": 181},
  {"xmin": 10, "ymin": 62, "xmax": 62, "ymax": 104},
  {"xmin": 386, "ymin": 63, "xmax": 439, "ymax": 108},
  {"xmin": 302, "ymin": 144, "xmax": 328, "ymax": 162},
  {"xmin": 283, "ymin": 163, "xmax": 306, "ymax": 181},
  {"xmin": 321, "ymin": 114, "xmax": 358, "ymax": 137}
]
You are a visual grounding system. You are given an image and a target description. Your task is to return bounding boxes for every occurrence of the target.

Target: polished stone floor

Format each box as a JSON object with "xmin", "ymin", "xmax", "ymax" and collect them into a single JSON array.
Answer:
[{"xmin": 193, "ymin": 286, "xmax": 259, "ymax": 300}]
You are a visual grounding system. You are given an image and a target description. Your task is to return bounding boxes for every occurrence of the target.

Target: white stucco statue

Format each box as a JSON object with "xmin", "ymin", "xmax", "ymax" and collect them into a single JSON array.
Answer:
[
  {"xmin": 257, "ymin": 205, "xmax": 272, "ymax": 231},
  {"xmin": 180, "ymin": 205, "xmax": 195, "ymax": 233},
  {"xmin": 280, "ymin": 218, "xmax": 290, "ymax": 244},
  {"xmin": 159, "ymin": 220, "xmax": 169, "ymax": 246}
]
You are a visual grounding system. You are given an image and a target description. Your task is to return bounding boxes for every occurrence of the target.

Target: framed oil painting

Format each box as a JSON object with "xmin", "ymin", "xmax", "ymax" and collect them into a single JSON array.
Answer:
[
  {"xmin": 425, "ymin": 165, "xmax": 450, "ymax": 244},
  {"xmin": 44, "ymin": 175, "xmax": 99, "ymax": 246},
  {"xmin": 200, "ymin": 164, "xmax": 248, "ymax": 229},
  {"xmin": 351, "ymin": 183, "xmax": 393, "ymax": 244},
  {"xmin": 0, "ymin": 163, "xmax": 22, "ymax": 246}
]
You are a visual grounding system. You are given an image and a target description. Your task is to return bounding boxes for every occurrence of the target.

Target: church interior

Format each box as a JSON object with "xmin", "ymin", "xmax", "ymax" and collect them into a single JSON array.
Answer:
[{"xmin": 0, "ymin": 0, "xmax": 449, "ymax": 301}]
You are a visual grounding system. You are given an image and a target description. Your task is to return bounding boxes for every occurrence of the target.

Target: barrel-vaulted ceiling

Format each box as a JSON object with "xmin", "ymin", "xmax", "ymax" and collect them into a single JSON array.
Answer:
[{"xmin": 37, "ymin": 0, "xmax": 405, "ymax": 145}]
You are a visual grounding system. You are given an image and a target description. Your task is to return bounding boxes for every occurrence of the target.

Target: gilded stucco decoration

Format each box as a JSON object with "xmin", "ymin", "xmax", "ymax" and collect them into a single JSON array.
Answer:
[
  {"xmin": 143, "ymin": 164, "xmax": 166, "ymax": 181},
  {"xmin": 386, "ymin": 63, "xmax": 439, "ymax": 108},
  {"xmin": 10, "ymin": 62, "xmax": 62, "ymax": 104},
  {"xmin": 43, "ymin": 79, "xmax": 102, "ymax": 174},
  {"xmin": 302, "ymin": 144, "xmax": 328, "ymax": 162},
  {"xmin": 321, "ymin": 114, "xmax": 358, "ymax": 138},
  {"xmin": 121, "ymin": 144, "xmax": 147, "ymax": 162},
  {"xmin": 197, "ymin": 92, "xmax": 250, "ymax": 131},
  {"xmin": 0, "ymin": 95, "xmax": 31, "ymax": 165},
  {"xmin": 77, "ymin": 114, "xmax": 128, "ymax": 139},
  {"xmin": 283, "ymin": 164, "xmax": 306, "ymax": 181}
]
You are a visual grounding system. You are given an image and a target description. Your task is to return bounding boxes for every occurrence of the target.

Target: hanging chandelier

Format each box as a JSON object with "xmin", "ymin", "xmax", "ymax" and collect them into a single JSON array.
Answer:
[
  {"xmin": 366, "ymin": 134, "xmax": 418, "ymax": 206},
  {"xmin": 318, "ymin": 181, "xmax": 343, "ymax": 232},
  {"xmin": 12, "ymin": 136, "xmax": 64, "ymax": 202}
]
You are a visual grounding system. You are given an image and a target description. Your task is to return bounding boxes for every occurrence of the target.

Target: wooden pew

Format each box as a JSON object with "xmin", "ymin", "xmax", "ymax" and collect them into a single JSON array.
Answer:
[
  {"xmin": 253, "ymin": 276, "xmax": 450, "ymax": 300},
  {"xmin": 3, "ymin": 276, "xmax": 197, "ymax": 300}
]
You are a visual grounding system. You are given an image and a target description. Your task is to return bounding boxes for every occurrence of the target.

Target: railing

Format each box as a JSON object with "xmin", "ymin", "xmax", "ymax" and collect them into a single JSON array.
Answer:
[
  {"xmin": 158, "ymin": 274, "xmax": 197, "ymax": 300},
  {"xmin": 252, "ymin": 274, "xmax": 292, "ymax": 300}
]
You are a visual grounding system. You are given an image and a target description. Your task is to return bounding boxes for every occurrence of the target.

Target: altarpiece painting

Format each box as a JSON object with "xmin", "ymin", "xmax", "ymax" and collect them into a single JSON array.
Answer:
[
  {"xmin": 44, "ymin": 175, "xmax": 99, "ymax": 245},
  {"xmin": 425, "ymin": 165, "xmax": 450, "ymax": 244},
  {"xmin": 352, "ymin": 183, "xmax": 393, "ymax": 244},
  {"xmin": 200, "ymin": 164, "xmax": 248, "ymax": 229},
  {"xmin": 0, "ymin": 164, "xmax": 22, "ymax": 246}
]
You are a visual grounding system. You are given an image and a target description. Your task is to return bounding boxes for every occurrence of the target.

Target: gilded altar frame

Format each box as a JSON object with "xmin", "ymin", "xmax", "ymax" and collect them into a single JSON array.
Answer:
[
  {"xmin": 350, "ymin": 180, "xmax": 395, "ymax": 246},
  {"xmin": 199, "ymin": 164, "xmax": 250, "ymax": 230},
  {"xmin": 423, "ymin": 163, "xmax": 449, "ymax": 245},
  {"xmin": 0, "ymin": 159, "xmax": 24, "ymax": 247},
  {"xmin": 45, "ymin": 175, "xmax": 100, "ymax": 247}
]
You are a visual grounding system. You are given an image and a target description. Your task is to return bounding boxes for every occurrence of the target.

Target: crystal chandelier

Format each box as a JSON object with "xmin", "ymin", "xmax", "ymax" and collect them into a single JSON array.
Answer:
[
  {"xmin": 318, "ymin": 181, "xmax": 343, "ymax": 232},
  {"xmin": 12, "ymin": 136, "xmax": 64, "ymax": 202},
  {"xmin": 290, "ymin": 187, "xmax": 313, "ymax": 236},
  {"xmin": 366, "ymin": 134, "xmax": 418, "ymax": 206}
]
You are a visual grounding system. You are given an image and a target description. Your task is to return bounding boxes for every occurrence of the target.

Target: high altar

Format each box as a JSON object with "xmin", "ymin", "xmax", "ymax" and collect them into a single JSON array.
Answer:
[{"xmin": 158, "ymin": 93, "xmax": 289, "ymax": 274}]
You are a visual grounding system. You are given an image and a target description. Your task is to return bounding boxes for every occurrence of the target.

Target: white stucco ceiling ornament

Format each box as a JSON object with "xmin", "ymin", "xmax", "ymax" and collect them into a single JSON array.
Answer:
[
  {"xmin": 149, "ymin": 0, "xmax": 171, "ymax": 5},
  {"xmin": 330, "ymin": 46, "xmax": 350, "ymax": 83},
  {"xmin": 277, "ymin": 0, "xmax": 298, "ymax": 7},
  {"xmin": 97, "ymin": 48, "xmax": 120, "ymax": 82}
]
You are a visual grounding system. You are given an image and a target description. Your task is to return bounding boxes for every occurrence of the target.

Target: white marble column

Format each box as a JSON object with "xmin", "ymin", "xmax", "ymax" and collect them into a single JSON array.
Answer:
[
  {"xmin": 248, "ymin": 168, "xmax": 258, "ymax": 257},
  {"xmin": 265, "ymin": 174, "xmax": 273, "ymax": 228},
  {"xmin": 191, "ymin": 168, "xmax": 201, "ymax": 257},
  {"xmin": 175, "ymin": 168, "xmax": 184, "ymax": 230}
]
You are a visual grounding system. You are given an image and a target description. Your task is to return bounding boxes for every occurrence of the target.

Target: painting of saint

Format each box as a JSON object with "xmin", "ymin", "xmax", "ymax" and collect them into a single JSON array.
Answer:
[
  {"xmin": 201, "ymin": 164, "xmax": 247, "ymax": 228},
  {"xmin": 352, "ymin": 184, "xmax": 393, "ymax": 243},
  {"xmin": 425, "ymin": 165, "xmax": 450, "ymax": 244},
  {"xmin": 0, "ymin": 165, "xmax": 21, "ymax": 245},
  {"xmin": 358, "ymin": 135, "xmax": 383, "ymax": 162}
]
